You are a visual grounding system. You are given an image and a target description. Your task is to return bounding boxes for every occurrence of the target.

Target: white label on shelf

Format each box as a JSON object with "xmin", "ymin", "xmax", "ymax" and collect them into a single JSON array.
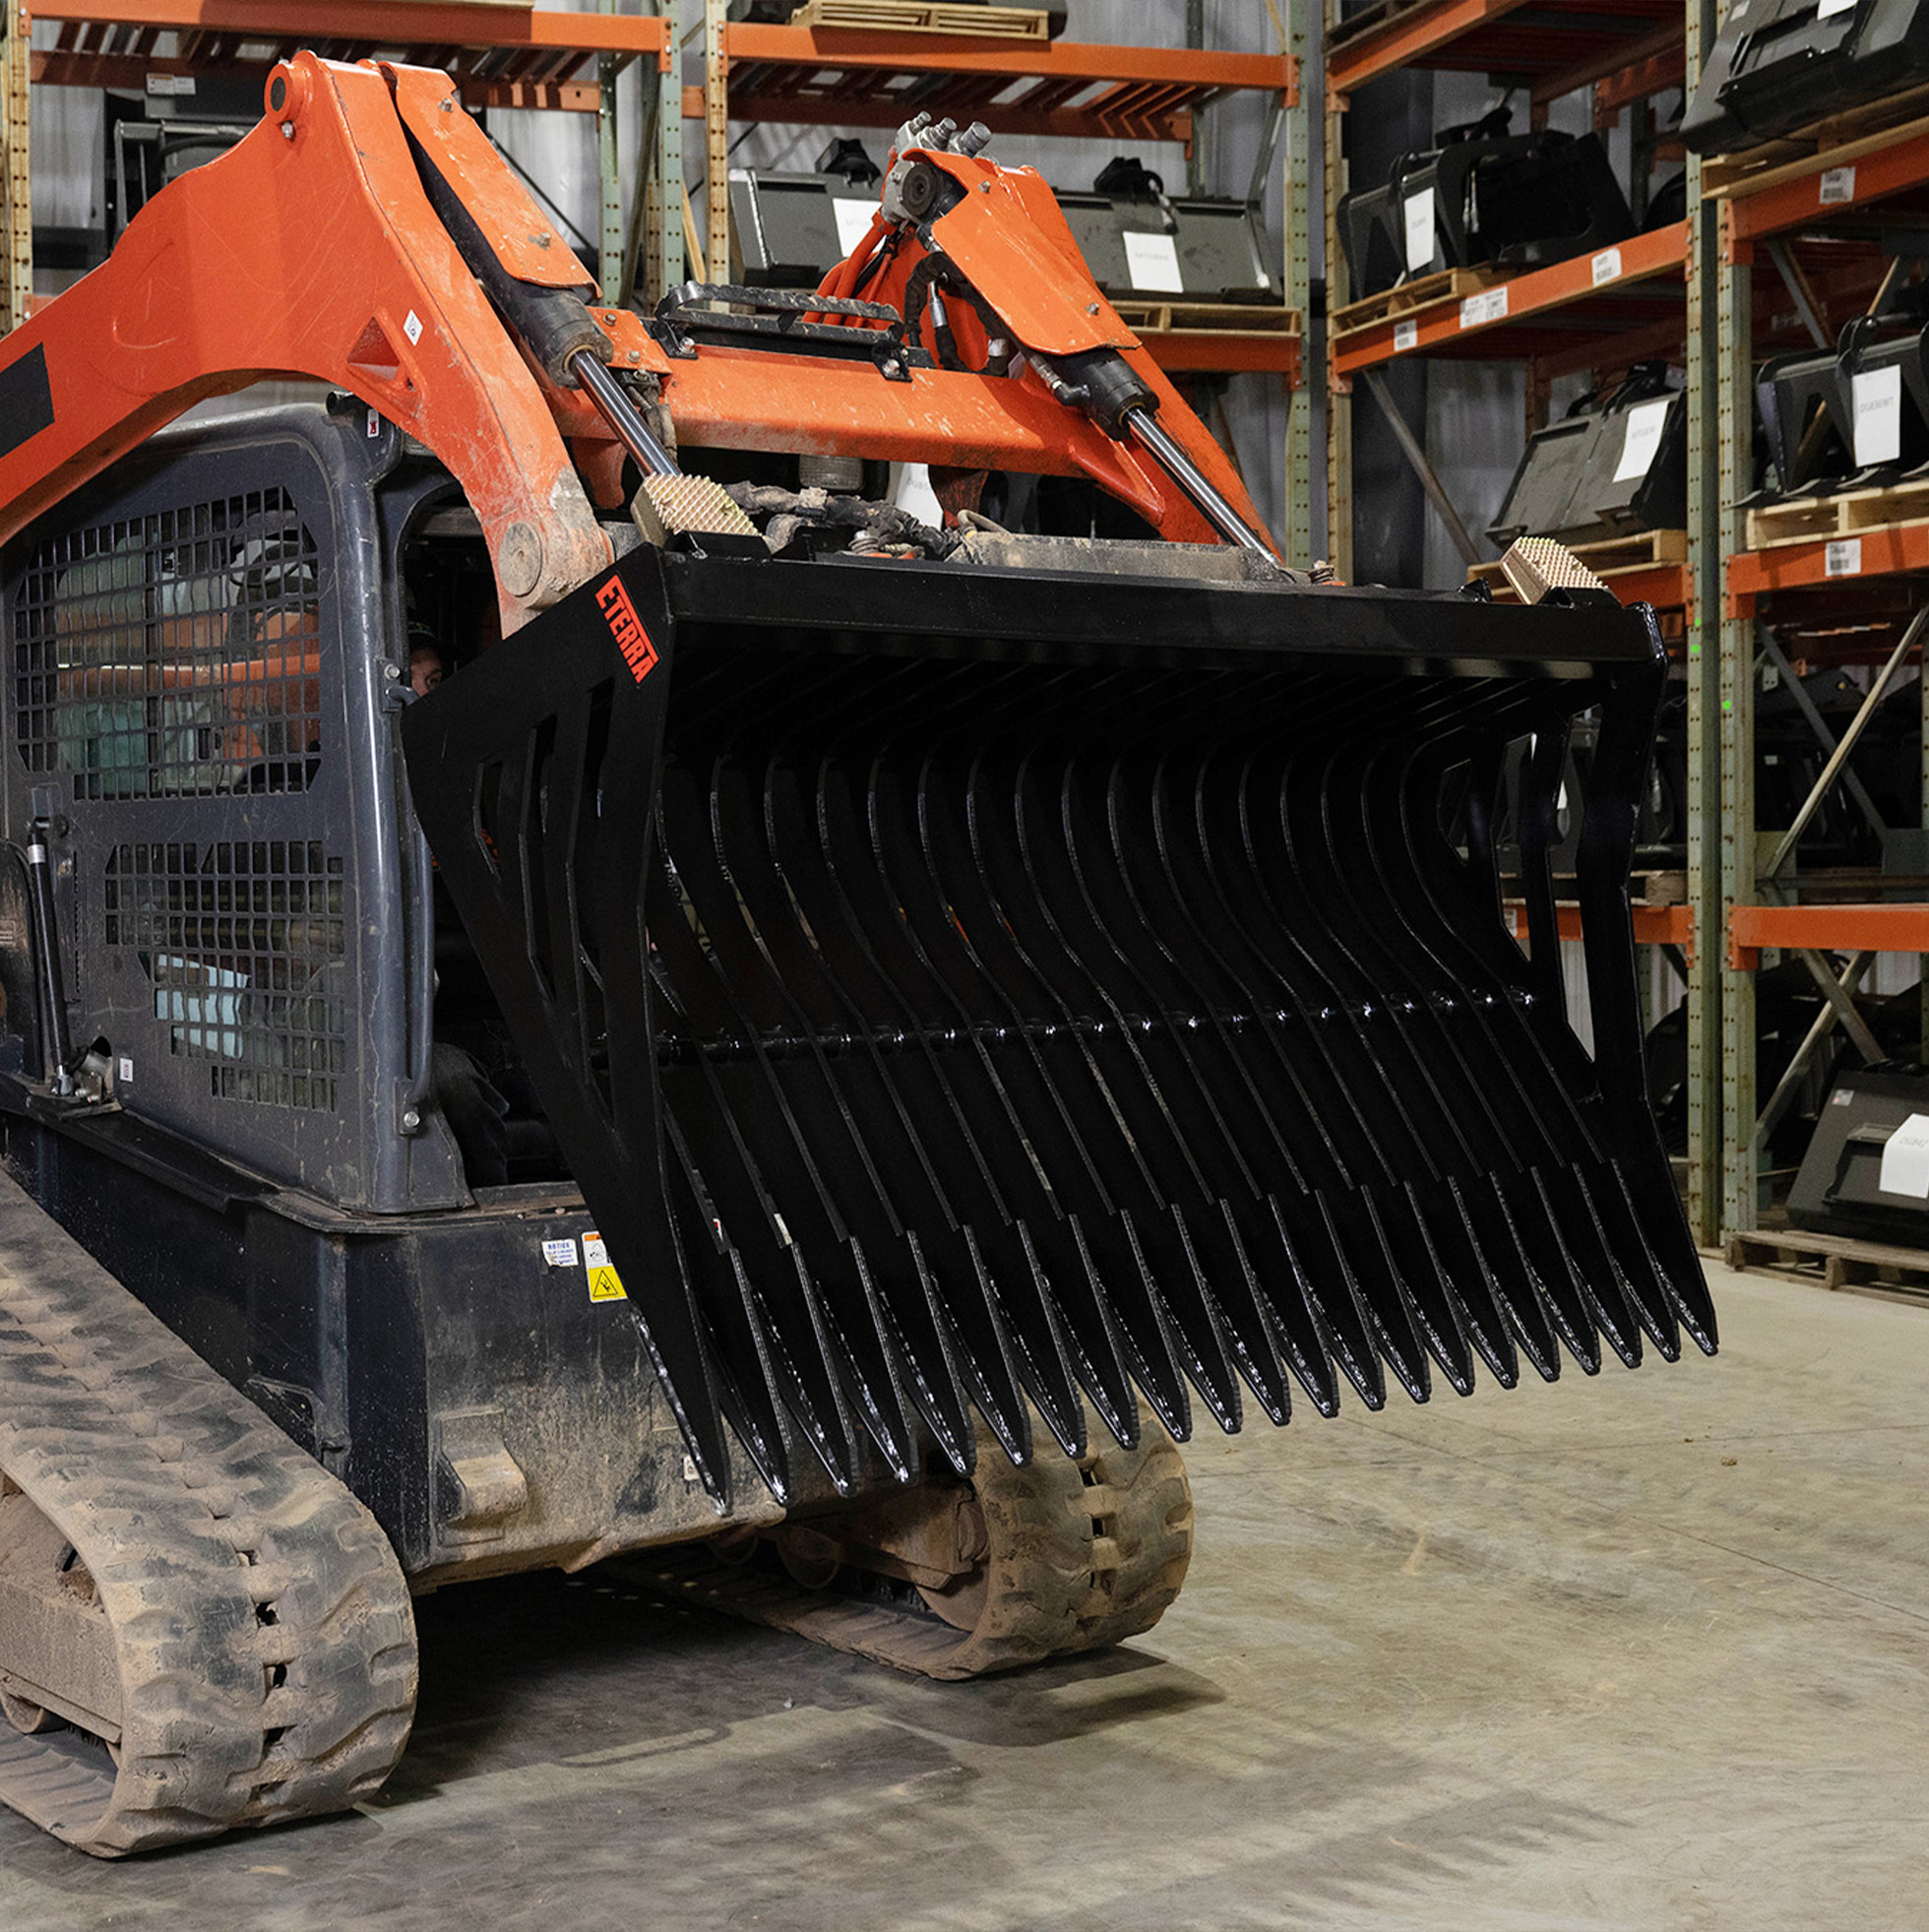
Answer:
[
  {"xmin": 1852, "ymin": 364, "xmax": 1902, "ymax": 467},
  {"xmin": 1393, "ymin": 319, "xmax": 1418, "ymax": 352},
  {"xmin": 146, "ymin": 74, "xmax": 195, "ymax": 96},
  {"xmin": 1459, "ymin": 287, "xmax": 1508, "ymax": 329},
  {"xmin": 1613, "ymin": 397, "xmax": 1673, "ymax": 482},
  {"xmin": 1591, "ymin": 246, "xmax": 1623, "ymax": 286},
  {"xmin": 832, "ymin": 197, "xmax": 877, "ymax": 256},
  {"xmin": 1826, "ymin": 536, "xmax": 1863, "ymax": 576},
  {"xmin": 1819, "ymin": 164, "xmax": 1857, "ymax": 205},
  {"xmin": 1818, "ymin": 0, "xmax": 1856, "ymax": 19},
  {"xmin": 1123, "ymin": 229, "xmax": 1184, "ymax": 293},
  {"xmin": 1402, "ymin": 188, "xmax": 1434, "ymax": 274},
  {"xmin": 403, "ymin": 309, "xmax": 423, "ymax": 346},
  {"xmin": 1879, "ymin": 1113, "xmax": 1929, "ymax": 1196}
]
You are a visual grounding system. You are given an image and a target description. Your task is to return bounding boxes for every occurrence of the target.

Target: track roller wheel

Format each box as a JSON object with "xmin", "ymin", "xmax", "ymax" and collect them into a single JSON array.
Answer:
[
  {"xmin": 905, "ymin": 1419, "xmax": 1196, "ymax": 1677},
  {"xmin": 648, "ymin": 1415, "xmax": 1195, "ymax": 1681}
]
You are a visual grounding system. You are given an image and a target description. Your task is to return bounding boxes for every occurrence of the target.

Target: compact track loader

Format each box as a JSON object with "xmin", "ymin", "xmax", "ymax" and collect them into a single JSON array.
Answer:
[{"xmin": 0, "ymin": 55, "xmax": 1712, "ymax": 1855}]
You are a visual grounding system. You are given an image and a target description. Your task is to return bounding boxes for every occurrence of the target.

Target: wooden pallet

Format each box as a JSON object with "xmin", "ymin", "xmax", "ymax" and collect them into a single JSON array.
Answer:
[
  {"xmin": 1745, "ymin": 476, "xmax": 1929, "ymax": 550},
  {"xmin": 1703, "ymin": 82, "xmax": 1929, "ymax": 196},
  {"xmin": 786, "ymin": 0, "xmax": 1051, "ymax": 37},
  {"xmin": 1330, "ymin": 265, "xmax": 1496, "ymax": 338},
  {"xmin": 1110, "ymin": 299, "xmax": 1299, "ymax": 337},
  {"xmin": 1466, "ymin": 527, "xmax": 1687, "ymax": 592},
  {"xmin": 1726, "ymin": 1225, "xmax": 1929, "ymax": 1306},
  {"xmin": 1325, "ymin": 0, "xmax": 1416, "ymax": 50}
]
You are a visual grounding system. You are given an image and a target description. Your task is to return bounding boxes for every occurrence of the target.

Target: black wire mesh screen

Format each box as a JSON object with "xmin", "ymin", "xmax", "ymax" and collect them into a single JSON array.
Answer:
[
  {"xmin": 103, "ymin": 839, "xmax": 347, "ymax": 1112},
  {"xmin": 11, "ymin": 487, "xmax": 323, "ymax": 798},
  {"xmin": 405, "ymin": 547, "xmax": 1716, "ymax": 1510}
]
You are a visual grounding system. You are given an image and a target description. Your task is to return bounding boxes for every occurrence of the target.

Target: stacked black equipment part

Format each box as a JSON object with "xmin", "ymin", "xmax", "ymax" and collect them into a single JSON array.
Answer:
[
  {"xmin": 730, "ymin": 163, "xmax": 888, "ymax": 289},
  {"xmin": 402, "ymin": 544, "xmax": 1715, "ymax": 1509},
  {"xmin": 1684, "ymin": 0, "xmax": 1929, "ymax": 156},
  {"xmin": 1788, "ymin": 1065, "xmax": 1929, "ymax": 1244},
  {"xmin": 1056, "ymin": 157, "xmax": 1277, "ymax": 305},
  {"xmin": 1490, "ymin": 367, "xmax": 1688, "ymax": 545},
  {"xmin": 735, "ymin": 153, "xmax": 1277, "ymax": 304},
  {"xmin": 1757, "ymin": 318, "xmax": 1929, "ymax": 494},
  {"xmin": 1338, "ymin": 113, "xmax": 1632, "ymax": 300}
]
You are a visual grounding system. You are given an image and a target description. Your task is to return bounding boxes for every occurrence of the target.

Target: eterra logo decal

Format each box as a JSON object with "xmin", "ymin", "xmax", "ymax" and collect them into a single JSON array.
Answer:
[{"xmin": 597, "ymin": 575, "xmax": 659, "ymax": 683}]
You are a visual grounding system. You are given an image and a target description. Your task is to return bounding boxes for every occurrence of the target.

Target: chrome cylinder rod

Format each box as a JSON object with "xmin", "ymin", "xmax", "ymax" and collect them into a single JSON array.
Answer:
[
  {"xmin": 569, "ymin": 347, "xmax": 680, "ymax": 478},
  {"xmin": 1125, "ymin": 405, "xmax": 1272, "ymax": 556}
]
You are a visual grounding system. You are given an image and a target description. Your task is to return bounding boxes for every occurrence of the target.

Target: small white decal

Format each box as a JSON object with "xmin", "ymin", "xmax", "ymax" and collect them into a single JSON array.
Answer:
[{"xmin": 1878, "ymin": 1112, "xmax": 1929, "ymax": 1196}]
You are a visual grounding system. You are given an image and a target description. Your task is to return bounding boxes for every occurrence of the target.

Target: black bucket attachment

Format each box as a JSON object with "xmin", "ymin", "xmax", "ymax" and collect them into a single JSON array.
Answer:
[{"xmin": 400, "ymin": 546, "xmax": 1714, "ymax": 1506}]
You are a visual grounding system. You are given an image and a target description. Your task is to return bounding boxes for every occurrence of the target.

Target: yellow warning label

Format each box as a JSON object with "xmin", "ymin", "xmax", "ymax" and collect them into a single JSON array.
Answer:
[{"xmin": 582, "ymin": 1232, "xmax": 626, "ymax": 1302}]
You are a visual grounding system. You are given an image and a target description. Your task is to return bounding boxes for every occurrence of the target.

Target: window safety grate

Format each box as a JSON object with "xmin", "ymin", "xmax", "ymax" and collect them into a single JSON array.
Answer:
[
  {"xmin": 105, "ymin": 840, "xmax": 347, "ymax": 1111},
  {"xmin": 13, "ymin": 488, "xmax": 323, "ymax": 797}
]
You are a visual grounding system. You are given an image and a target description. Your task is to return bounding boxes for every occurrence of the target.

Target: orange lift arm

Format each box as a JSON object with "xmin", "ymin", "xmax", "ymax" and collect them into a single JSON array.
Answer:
[
  {"xmin": 0, "ymin": 56, "xmax": 1276, "ymax": 626},
  {"xmin": 0, "ymin": 54, "xmax": 614, "ymax": 623}
]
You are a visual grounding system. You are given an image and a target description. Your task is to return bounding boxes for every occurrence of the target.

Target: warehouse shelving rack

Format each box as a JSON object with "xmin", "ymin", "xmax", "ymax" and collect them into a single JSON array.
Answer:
[
  {"xmin": 1322, "ymin": 0, "xmax": 1690, "ymax": 586},
  {"xmin": 15, "ymin": 0, "xmax": 680, "ymax": 310},
  {"xmin": 686, "ymin": 5, "xmax": 1313, "ymax": 562},
  {"xmin": 1323, "ymin": 0, "xmax": 1723, "ymax": 1229},
  {"xmin": 1690, "ymin": 17, "xmax": 1929, "ymax": 1243},
  {"xmin": 1330, "ymin": 0, "xmax": 1693, "ymax": 583}
]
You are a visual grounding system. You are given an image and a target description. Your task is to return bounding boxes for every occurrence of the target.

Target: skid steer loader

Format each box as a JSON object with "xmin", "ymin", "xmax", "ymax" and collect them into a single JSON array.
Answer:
[{"xmin": 0, "ymin": 54, "xmax": 1712, "ymax": 1855}]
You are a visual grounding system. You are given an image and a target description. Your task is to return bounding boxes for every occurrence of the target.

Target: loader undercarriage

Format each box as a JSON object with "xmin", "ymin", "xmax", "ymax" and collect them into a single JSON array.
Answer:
[{"xmin": 0, "ymin": 1169, "xmax": 416, "ymax": 1856}]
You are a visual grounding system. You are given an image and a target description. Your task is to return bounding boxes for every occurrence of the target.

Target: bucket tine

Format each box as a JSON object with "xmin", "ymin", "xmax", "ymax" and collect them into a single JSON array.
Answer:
[
  {"xmin": 660, "ymin": 1130, "xmax": 795, "ymax": 1500},
  {"xmin": 1406, "ymin": 1184, "xmax": 1520, "ymax": 1389},
  {"xmin": 989, "ymin": 732, "xmax": 1268, "ymax": 1426},
  {"xmin": 1271, "ymin": 1193, "xmax": 1383, "ymax": 1412},
  {"xmin": 813, "ymin": 744, "xmax": 1129, "ymax": 1453},
  {"xmin": 648, "ymin": 839, "xmax": 920, "ymax": 1480},
  {"xmin": 1054, "ymin": 732, "xmax": 1308, "ymax": 1421},
  {"xmin": 713, "ymin": 742, "xmax": 1030, "ymax": 1465},
  {"xmin": 1325, "ymin": 1194, "xmax": 1434, "ymax": 1402},
  {"xmin": 727, "ymin": 717, "xmax": 1073, "ymax": 1461},
  {"xmin": 1580, "ymin": 1164, "xmax": 1682, "ymax": 1359},
  {"xmin": 668, "ymin": 753, "xmax": 980, "ymax": 1475},
  {"xmin": 842, "ymin": 737, "xmax": 1140, "ymax": 1447},
  {"xmin": 878, "ymin": 742, "xmax": 1192, "ymax": 1438},
  {"xmin": 959, "ymin": 729, "xmax": 1243, "ymax": 1430}
]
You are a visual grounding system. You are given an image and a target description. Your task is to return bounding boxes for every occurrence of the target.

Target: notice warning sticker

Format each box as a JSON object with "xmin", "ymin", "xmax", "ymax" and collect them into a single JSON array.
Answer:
[
  {"xmin": 583, "ymin": 1232, "xmax": 627, "ymax": 1302},
  {"xmin": 541, "ymin": 1238, "xmax": 579, "ymax": 1269}
]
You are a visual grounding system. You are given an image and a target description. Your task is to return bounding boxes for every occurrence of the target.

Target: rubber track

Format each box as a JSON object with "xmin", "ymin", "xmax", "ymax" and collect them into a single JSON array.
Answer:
[
  {"xmin": 0, "ymin": 1169, "xmax": 417, "ymax": 1856},
  {"xmin": 635, "ymin": 1428, "xmax": 1194, "ymax": 1681}
]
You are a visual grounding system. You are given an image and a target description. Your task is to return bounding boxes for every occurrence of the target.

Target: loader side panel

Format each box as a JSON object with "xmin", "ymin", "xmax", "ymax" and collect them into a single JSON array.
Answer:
[
  {"xmin": 0, "ymin": 412, "xmax": 449, "ymax": 1209},
  {"xmin": 403, "ymin": 546, "xmax": 1716, "ymax": 1510}
]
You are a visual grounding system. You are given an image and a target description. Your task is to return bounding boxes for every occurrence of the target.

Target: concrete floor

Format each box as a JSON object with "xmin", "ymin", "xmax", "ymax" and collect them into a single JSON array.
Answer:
[{"xmin": 2, "ymin": 1260, "xmax": 1924, "ymax": 1930}]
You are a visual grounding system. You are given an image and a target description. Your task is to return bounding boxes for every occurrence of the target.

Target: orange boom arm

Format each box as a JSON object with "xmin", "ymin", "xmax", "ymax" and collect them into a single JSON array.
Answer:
[{"xmin": 0, "ymin": 56, "xmax": 1276, "ymax": 622}]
